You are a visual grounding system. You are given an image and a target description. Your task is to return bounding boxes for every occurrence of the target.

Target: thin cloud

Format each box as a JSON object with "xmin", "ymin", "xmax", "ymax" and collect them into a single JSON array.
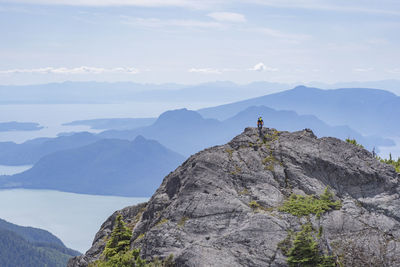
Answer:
[
  {"xmin": 189, "ymin": 64, "xmax": 279, "ymax": 74},
  {"xmin": 0, "ymin": 66, "xmax": 139, "ymax": 75},
  {"xmin": 121, "ymin": 17, "xmax": 223, "ymax": 29},
  {"xmin": 2, "ymin": 0, "xmax": 399, "ymax": 15},
  {"xmin": 250, "ymin": 63, "xmax": 278, "ymax": 72},
  {"xmin": 207, "ymin": 12, "xmax": 246, "ymax": 23},
  {"xmin": 0, "ymin": 0, "xmax": 208, "ymax": 8},
  {"xmin": 188, "ymin": 68, "xmax": 222, "ymax": 74},
  {"xmin": 387, "ymin": 68, "xmax": 400, "ymax": 74},
  {"xmin": 353, "ymin": 67, "xmax": 374, "ymax": 72},
  {"xmin": 367, "ymin": 38, "xmax": 390, "ymax": 45},
  {"xmin": 253, "ymin": 27, "xmax": 311, "ymax": 42},
  {"xmin": 244, "ymin": 0, "xmax": 400, "ymax": 16}
]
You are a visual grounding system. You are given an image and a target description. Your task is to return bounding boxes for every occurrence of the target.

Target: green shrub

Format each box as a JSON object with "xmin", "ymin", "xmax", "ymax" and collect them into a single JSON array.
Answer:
[
  {"xmin": 277, "ymin": 231, "xmax": 294, "ymax": 256},
  {"xmin": 238, "ymin": 188, "xmax": 250, "ymax": 195},
  {"xmin": 287, "ymin": 224, "xmax": 320, "ymax": 266},
  {"xmin": 345, "ymin": 138, "xmax": 364, "ymax": 148},
  {"xmin": 262, "ymin": 154, "xmax": 278, "ymax": 172},
  {"xmin": 177, "ymin": 217, "xmax": 188, "ymax": 228},
  {"xmin": 378, "ymin": 153, "xmax": 400, "ymax": 173},
  {"xmin": 263, "ymin": 130, "xmax": 280, "ymax": 142},
  {"xmin": 103, "ymin": 214, "xmax": 132, "ymax": 259},
  {"xmin": 90, "ymin": 249, "xmax": 174, "ymax": 267},
  {"xmin": 230, "ymin": 165, "xmax": 242, "ymax": 175},
  {"xmin": 225, "ymin": 148, "xmax": 233, "ymax": 158},
  {"xmin": 136, "ymin": 233, "xmax": 145, "ymax": 241},
  {"xmin": 287, "ymin": 224, "xmax": 335, "ymax": 267},
  {"xmin": 248, "ymin": 200, "xmax": 273, "ymax": 212},
  {"xmin": 89, "ymin": 249, "xmax": 145, "ymax": 267},
  {"xmin": 249, "ymin": 200, "xmax": 261, "ymax": 210},
  {"xmin": 278, "ymin": 187, "xmax": 341, "ymax": 218},
  {"xmin": 155, "ymin": 218, "xmax": 169, "ymax": 227},
  {"xmin": 90, "ymin": 215, "xmax": 174, "ymax": 267}
]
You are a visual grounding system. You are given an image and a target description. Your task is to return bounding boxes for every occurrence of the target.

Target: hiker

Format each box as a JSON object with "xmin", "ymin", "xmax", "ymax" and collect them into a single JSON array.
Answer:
[{"xmin": 257, "ymin": 117, "xmax": 264, "ymax": 135}]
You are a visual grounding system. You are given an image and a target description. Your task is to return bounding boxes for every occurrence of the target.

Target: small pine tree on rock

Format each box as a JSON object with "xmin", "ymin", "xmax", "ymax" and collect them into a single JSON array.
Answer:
[
  {"xmin": 103, "ymin": 214, "xmax": 132, "ymax": 259},
  {"xmin": 287, "ymin": 223, "xmax": 335, "ymax": 267},
  {"xmin": 287, "ymin": 224, "xmax": 320, "ymax": 266}
]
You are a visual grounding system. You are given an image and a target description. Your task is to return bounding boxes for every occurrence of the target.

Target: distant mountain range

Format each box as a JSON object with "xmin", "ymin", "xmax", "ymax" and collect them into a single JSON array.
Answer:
[
  {"xmin": 199, "ymin": 85, "xmax": 400, "ymax": 136},
  {"xmin": 0, "ymin": 218, "xmax": 79, "ymax": 267},
  {"xmin": 98, "ymin": 109, "xmax": 227, "ymax": 156},
  {"xmin": 310, "ymin": 79, "xmax": 400, "ymax": 95},
  {"xmin": 0, "ymin": 136, "xmax": 184, "ymax": 196},
  {"xmin": 1, "ymin": 80, "xmax": 399, "ymax": 105},
  {"xmin": 0, "ymin": 99, "xmax": 393, "ymax": 166},
  {"xmin": 0, "ymin": 81, "xmax": 291, "ymax": 104},
  {"xmin": 0, "ymin": 132, "xmax": 100, "ymax": 165},
  {"xmin": 223, "ymin": 106, "xmax": 393, "ymax": 150},
  {"xmin": 98, "ymin": 107, "xmax": 391, "ymax": 155}
]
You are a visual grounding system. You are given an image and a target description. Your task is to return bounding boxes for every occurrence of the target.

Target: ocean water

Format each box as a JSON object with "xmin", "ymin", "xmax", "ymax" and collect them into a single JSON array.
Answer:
[{"xmin": 0, "ymin": 189, "xmax": 148, "ymax": 253}]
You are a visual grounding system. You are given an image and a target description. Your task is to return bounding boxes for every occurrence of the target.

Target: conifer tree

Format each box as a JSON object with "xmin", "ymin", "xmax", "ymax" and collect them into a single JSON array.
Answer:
[
  {"xmin": 103, "ymin": 214, "xmax": 132, "ymax": 259},
  {"xmin": 287, "ymin": 224, "xmax": 320, "ymax": 266}
]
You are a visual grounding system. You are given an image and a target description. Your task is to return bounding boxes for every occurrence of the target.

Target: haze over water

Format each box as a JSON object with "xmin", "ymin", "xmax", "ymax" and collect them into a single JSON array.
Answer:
[
  {"xmin": 0, "ymin": 188, "xmax": 148, "ymax": 252},
  {"xmin": 0, "ymin": 102, "xmax": 219, "ymax": 143}
]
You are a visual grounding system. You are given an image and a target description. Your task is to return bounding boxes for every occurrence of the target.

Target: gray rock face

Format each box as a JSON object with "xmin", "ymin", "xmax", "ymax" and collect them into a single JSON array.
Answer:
[{"xmin": 69, "ymin": 127, "xmax": 400, "ymax": 267}]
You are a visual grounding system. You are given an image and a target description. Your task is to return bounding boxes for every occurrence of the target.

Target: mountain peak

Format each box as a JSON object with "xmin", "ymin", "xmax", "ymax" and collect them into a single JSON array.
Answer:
[
  {"xmin": 133, "ymin": 135, "xmax": 147, "ymax": 143},
  {"xmin": 293, "ymin": 85, "xmax": 307, "ymax": 89},
  {"xmin": 70, "ymin": 127, "xmax": 400, "ymax": 267},
  {"xmin": 154, "ymin": 108, "xmax": 204, "ymax": 126},
  {"xmin": 291, "ymin": 85, "xmax": 320, "ymax": 92}
]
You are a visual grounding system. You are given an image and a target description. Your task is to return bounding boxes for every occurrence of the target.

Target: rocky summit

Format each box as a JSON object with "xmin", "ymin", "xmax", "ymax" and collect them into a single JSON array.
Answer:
[{"xmin": 69, "ymin": 127, "xmax": 400, "ymax": 267}]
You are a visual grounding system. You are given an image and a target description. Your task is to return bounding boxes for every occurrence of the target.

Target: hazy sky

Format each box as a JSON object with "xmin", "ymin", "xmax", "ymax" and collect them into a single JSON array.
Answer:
[{"xmin": 0, "ymin": 0, "xmax": 399, "ymax": 85}]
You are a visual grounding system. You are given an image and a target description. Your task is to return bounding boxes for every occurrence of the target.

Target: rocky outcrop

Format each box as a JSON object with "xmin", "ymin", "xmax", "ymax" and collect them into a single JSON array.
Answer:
[{"xmin": 69, "ymin": 127, "xmax": 400, "ymax": 266}]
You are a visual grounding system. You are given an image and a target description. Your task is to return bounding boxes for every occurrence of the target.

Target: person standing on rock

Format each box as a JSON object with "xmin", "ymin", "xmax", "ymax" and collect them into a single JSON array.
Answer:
[{"xmin": 257, "ymin": 117, "xmax": 264, "ymax": 136}]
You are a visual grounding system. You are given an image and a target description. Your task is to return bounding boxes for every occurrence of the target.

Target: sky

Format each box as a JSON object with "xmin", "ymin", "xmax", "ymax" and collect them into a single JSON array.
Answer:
[{"xmin": 0, "ymin": 0, "xmax": 399, "ymax": 85}]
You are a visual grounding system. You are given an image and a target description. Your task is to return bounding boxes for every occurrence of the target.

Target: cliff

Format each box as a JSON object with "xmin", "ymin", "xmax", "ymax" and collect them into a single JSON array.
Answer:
[{"xmin": 69, "ymin": 127, "xmax": 400, "ymax": 266}]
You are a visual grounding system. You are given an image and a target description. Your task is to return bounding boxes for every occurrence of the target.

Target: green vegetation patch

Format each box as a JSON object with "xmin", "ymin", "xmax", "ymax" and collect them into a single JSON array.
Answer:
[
  {"xmin": 264, "ymin": 129, "xmax": 280, "ymax": 142},
  {"xmin": 345, "ymin": 138, "xmax": 364, "ymax": 148},
  {"xmin": 135, "ymin": 233, "xmax": 145, "ymax": 241},
  {"xmin": 177, "ymin": 217, "xmax": 188, "ymax": 228},
  {"xmin": 263, "ymin": 154, "xmax": 279, "ymax": 171},
  {"xmin": 278, "ymin": 187, "xmax": 341, "ymax": 218},
  {"xmin": 378, "ymin": 153, "xmax": 400, "ymax": 173},
  {"xmin": 103, "ymin": 214, "xmax": 132, "ymax": 259},
  {"xmin": 225, "ymin": 148, "xmax": 233, "ymax": 158},
  {"xmin": 277, "ymin": 230, "xmax": 294, "ymax": 256},
  {"xmin": 248, "ymin": 200, "xmax": 273, "ymax": 213},
  {"xmin": 249, "ymin": 200, "xmax": 261, "ymax": 210},
  {"xmin": 230, "ymin": 165, "xmax": 242, "ymax": 175},
  {"xmin": 90, "ymin": 215, "xmax": 174, "ymax": 267},
  {"xmin": 262, "ymin": 155, "xmax": 277, "ymax": 165},
  {"xmin": 155, "ymin": 218, "xmax": 169, "ymax": 227},
  {"xmin": 285, "ymin": 224, "xmax": 335, "ymax": 267},
  {"xmin": 238, "ymin": 188, "xmax": 250, "ymax": 195},
  {"xmin": 89, "ymin": 249, "xmax": 174, "ymax": 267}
]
